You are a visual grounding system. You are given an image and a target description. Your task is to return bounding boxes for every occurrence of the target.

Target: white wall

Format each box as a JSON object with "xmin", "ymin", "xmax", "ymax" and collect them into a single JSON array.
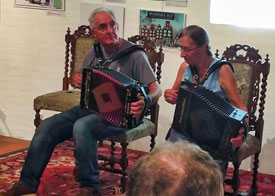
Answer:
[{"xmin": 0, "ymin": 0, "xmax": 275, "ymax": 174}]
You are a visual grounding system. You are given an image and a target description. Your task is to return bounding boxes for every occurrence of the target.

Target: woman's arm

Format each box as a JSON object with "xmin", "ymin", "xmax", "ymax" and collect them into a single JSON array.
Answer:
[
  {"xmin": 218, "ymin": 65, "xmax": 247, "ymax": 111},
  {"xmin": 164, "ymin": 61, "xmax": 188, "ymax": 105},
  {"xmin": 218, "ymin": 65, "xmax": 248, "ymax": 147}
]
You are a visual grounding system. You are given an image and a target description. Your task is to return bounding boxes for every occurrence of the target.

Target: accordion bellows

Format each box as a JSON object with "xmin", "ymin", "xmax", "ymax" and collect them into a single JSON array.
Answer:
[
  {"xmin": 80, "ymin": 68, "xmax": 143, "ymax": 128},
  {"xmin": 172, "ymin": 81, "xmax": 247, "ymax": 160}
]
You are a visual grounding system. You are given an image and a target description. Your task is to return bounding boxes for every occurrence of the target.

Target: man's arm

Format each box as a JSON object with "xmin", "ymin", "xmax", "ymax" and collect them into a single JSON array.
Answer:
[
  {"xmin": 148, "ymin": 80, "xmax": 162, "ymax": 105},
  {"xmin": 131, "ymin": 80, "xmax": 162, "ymax": 118}
]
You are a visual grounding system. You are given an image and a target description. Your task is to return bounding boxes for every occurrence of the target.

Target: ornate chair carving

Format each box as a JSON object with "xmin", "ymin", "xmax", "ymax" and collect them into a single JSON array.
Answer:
[
  {"xmin": 220, "ymin": 44, "xmax": 270, "ymax": 196},
  {"xmin": 33, "ymin": 25, "xmax": 93, "ymax": 128},
  {"xmin": 97, "ymin": 35, "xmax": 164, "ymax": 192}
]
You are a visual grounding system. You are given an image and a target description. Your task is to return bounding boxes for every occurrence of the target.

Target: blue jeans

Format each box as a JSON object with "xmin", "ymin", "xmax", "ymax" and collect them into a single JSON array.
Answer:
[
  {"xmin": 166, "ymin": 128, "xmax": 228, "ymax": 178},
  {"xmin": 20, "ymin": 105, "xmax": 126, "ymax": 190}
]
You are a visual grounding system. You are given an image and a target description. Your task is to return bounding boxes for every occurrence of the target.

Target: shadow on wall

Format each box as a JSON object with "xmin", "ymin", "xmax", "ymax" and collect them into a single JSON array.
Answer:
[
  {"xmin": 0, "ymin": 109, "xmax": 12, "ymax": 136},
  {"xmin": 259, "ymin": 137, "xmax": 275, "ymax": 174}
]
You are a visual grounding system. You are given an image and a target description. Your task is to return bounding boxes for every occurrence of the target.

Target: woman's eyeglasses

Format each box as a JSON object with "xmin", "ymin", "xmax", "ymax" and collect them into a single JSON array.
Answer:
[{"xmin": 179, "ymin": 45, "xmax": 200, "ymax": 53}]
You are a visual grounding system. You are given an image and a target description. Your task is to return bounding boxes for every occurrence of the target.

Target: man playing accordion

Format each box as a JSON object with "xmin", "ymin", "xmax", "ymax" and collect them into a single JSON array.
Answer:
[{"xmin": 5, "ymin": 7, "xmax": 161, "ymax": 196}]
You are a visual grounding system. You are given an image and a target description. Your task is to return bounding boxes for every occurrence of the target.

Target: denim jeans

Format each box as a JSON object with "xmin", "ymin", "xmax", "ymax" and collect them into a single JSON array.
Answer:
[
  {"xmin": 20, "ymin": 105, "xmax": 126, "ymax": 190},
  {"xmin": 166, "ymin": 128, "xmax": 228, "ymax": 178}
]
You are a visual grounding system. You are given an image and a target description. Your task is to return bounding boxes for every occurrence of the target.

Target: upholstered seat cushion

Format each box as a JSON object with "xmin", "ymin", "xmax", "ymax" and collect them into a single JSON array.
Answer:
[
  {"xmin": 34, "ymin": 90, "xmax": 80, "ymax": 112},
  {"xmin": 108, "ymin": 118, "xmax": 155, "ymax": 143},
  {"xmin": 232, "ymin": 134, "xmax": 261, "ymax": 163},
  {"xmin": 232, "ymin": 63, "xmax": 252, "ymax": 106}
]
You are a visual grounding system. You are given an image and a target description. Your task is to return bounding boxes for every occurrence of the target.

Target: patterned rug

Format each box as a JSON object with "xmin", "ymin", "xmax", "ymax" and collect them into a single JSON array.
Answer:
[{"xmin": 0, "ymin": 140, "xmax": 275, "ymax": 195}]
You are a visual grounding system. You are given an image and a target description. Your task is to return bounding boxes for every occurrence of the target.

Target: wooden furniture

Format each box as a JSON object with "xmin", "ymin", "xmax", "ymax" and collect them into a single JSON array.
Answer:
[
  {"xmin": 98, "ymin": 35, "xmax": 164, "ymax": 192},
  {"xmin": 33, "ymin": 25, "xmax": 93, "ymax": 128},
  {"xmin": 220, "ymin": 44, "xmax": 270, "ymax": 196}
]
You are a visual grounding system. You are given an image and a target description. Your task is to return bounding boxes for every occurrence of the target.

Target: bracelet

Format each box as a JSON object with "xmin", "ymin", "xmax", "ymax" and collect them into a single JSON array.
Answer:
[{"xmin": 145, "ymin": 95, "xmax": 152, "ymax": 106}]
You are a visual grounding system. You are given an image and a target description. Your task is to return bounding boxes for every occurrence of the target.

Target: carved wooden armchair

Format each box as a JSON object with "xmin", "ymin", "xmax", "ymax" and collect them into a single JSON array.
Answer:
[
  {"xmin": 219, "ymin": 44, "xmax": 270, "ymax": 196},
  {"xmin": 98, "ymin": 35, "xmax": 164, "ymax": 192},
  {"xmin": 33, "ymin": 25, "xmax": 93, "ymax": 128}
]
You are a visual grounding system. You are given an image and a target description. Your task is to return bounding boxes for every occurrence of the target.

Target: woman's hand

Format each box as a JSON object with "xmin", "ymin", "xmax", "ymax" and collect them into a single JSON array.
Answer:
[
  {"xmin": 230, "ymin": 129, "xmax": 245, "ymax": 148},
  {"xmin": 164, "ymin": 89, "xmax": 179, "ymax": 105}
]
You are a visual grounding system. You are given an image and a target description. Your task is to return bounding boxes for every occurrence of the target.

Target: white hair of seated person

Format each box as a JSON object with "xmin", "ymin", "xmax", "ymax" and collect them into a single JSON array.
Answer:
[{"xmin": 127, "ymin": 140, "xmax": 224, "ymax": 196}]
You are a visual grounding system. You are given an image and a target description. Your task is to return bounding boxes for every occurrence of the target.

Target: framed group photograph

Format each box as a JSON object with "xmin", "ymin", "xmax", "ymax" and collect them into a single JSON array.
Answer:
[{"xmin": 14, "ymin": 0, "xmax": 65, "ymax": 11}]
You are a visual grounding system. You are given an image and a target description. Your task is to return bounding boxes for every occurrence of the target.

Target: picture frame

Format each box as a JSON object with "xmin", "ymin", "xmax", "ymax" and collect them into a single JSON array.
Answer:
[
  {"xmin": 14, "ymin": 0, "xmax": 65, "ymax": 11},
  {"xmin": 139, "ymin": 10, "xmax": 186, "ymax": 47}
]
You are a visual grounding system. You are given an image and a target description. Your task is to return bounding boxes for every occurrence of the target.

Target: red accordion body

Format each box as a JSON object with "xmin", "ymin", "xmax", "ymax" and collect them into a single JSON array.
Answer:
[{"xmin": 80, "ymin": 67, "xmax": 143, "ymax": 128}]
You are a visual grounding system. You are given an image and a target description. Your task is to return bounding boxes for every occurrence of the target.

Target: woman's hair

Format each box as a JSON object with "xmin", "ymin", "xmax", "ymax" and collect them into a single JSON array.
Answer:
[
  {"xmin": 88, "ymin": 7, "xmax": 116, "ymax": 29},
  {"xmin": 179, "ymin": 25, "xmax": 212, "ymax": 56}
]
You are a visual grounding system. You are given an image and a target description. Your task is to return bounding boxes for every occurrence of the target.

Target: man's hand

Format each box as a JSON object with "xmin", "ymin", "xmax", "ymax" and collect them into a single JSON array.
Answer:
[
  {"xmin": 72, "ymin": 72, "xmax": 82, "ymax": 89},
  {"xmin": 130, "ymin": 93, "xmax": 145, "ymax": 118},
  {"xmin": 230, "ymin": 129, "xmax": 245, "ymax": 148},
  {"xmin": 164, "ymin": 89, "xmax": 178, "ymax": 105}
]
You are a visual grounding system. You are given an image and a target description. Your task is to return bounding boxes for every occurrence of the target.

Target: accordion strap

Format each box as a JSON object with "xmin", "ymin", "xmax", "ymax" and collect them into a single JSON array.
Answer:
[
  {"xmin": 94, "ymin": 43, "xmax": 105, "ymax": 67},
  {"xmin": 94, "ymin": 43, "xmax": 144, "ymax": 68},
  {"xmin": 190, "ymin": 59, "xmax": 234, "ymax": 85},
  {"xmin": 136, "ymin": 86, "xmax": 151, "ymax": 126},
  {"xmin": 109, "ymin": 45, "xmax": 144, "ymax": 63}
]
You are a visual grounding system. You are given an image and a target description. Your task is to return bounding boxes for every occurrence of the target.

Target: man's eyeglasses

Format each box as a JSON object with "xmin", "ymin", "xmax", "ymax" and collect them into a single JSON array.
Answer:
[{"xmin": 94, "ymin": 21, "xmax": 118, "ymax": 32}]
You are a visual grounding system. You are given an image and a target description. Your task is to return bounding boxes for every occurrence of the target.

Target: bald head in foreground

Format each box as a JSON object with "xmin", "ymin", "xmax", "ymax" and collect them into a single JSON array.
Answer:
[{"xmin": 127, "ymin": 140, "xmax": 224, "ymax": 196}]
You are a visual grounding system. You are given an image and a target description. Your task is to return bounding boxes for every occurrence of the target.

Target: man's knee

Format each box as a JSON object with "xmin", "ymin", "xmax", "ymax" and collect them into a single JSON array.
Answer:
[
  {"xmin": 73, "ymin": 114, "xmax": 103, "ymax": 139},
  {"xmin": 73, "ymin": 118, "xmax": 93, "ymax": 137}
]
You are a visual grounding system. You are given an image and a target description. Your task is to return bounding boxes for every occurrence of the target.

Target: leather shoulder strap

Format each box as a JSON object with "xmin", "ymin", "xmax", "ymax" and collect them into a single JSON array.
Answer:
[
  {"xmin": 94, "ymin": 44, "xmax": 144, "ymax": 68},
  {"xmin": 201, "ymin": 59, "xmax": 234, "ymax": 85},
  {"xmin": 109, "ymin": 45, "xmax": 144, "ymax": 63},
  {"xmin": 94, "ymin": 43, "xmax": 105, "ymax": 68}
]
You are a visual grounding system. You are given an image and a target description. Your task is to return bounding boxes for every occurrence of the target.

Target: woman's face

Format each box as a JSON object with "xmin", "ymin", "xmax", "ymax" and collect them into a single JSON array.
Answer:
[{"xmin": 178, "ymin": 35, "xmax": 204, "ymax": 65}]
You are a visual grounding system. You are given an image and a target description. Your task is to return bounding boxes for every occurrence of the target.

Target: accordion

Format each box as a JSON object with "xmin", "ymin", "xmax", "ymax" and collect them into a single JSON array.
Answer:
[
  {"xmin": 172, "ymin": 80, "xmax": 247, "ymax": 160},
  {"xmin": 80, "ymin": 67, "xmax": 148, "ymax": 128}
]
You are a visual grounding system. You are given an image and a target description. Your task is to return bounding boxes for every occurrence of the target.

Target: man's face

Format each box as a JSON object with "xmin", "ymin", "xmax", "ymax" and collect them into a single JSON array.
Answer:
[{"xmin": 91, "ymin": 12, "xmax": 120, "ymax": 47}]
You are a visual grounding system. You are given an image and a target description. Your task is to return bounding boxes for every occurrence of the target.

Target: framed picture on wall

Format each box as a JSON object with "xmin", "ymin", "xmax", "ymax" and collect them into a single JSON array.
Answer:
[
  {"xmin": 140, "ymin": 10, "xmax": 186, "ymax": 47},
  {"xmin": 14, "ymin": 0, "xmax": 65, "ymax": 11}
]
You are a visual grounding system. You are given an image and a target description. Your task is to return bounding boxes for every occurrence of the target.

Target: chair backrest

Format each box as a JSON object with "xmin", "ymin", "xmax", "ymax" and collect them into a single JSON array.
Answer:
[
  {"xmin": 221, "ymin": 44, "xmax": 270, "ymax": 147},
  {"xmin": 128, "ymin": 35, "xmax": 164, "ymax": 135},
  {"xmin": 128, "ymin": 35, "xmax": 164, "ymax": 84},
  {"xmin": 64, "ymin": 25, "xmax": 94, "ymax": 90}
]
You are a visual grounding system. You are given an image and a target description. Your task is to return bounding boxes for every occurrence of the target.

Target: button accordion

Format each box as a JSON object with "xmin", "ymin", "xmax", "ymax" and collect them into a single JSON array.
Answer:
[
  {"xmin": 172, "ymin": 80, "xmax": 247, "ymax": 160},
  {"xmin": 80, "ymin": 67, "xmax": 148, "ymax": 128}
]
